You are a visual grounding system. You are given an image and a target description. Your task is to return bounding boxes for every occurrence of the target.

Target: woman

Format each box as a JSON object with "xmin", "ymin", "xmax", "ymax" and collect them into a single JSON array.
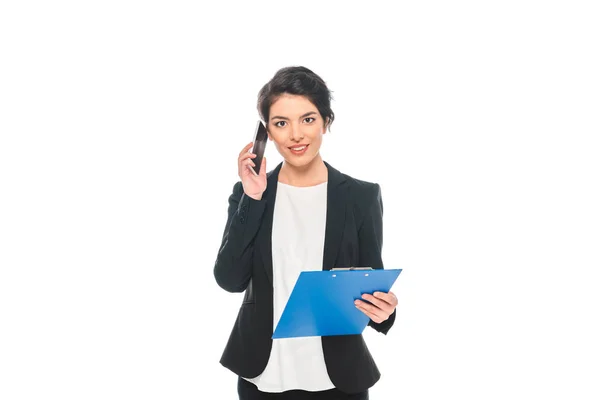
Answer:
[{"xmin": 214, "ymin": 66, "xmax": 398, "ymax": 399}]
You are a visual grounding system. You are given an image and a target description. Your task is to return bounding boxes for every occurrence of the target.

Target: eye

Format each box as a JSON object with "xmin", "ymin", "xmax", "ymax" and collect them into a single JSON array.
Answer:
[
  {"xmin": 303, "ymin": 117, "xmax": 315, "ymax": 123},
  {"xmin": 275, "ymin": 121, "xmax": 286, "ymax": 128}
]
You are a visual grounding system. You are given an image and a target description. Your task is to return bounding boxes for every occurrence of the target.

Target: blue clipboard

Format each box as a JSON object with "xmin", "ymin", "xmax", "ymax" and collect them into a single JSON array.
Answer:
[{"xmin": 272, "ymin": 268, "xmax": 402, "ymax": 339}]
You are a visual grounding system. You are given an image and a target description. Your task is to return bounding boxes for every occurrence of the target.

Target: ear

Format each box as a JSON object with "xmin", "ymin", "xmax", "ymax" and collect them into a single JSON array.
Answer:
[{"xmin": 323, "ymin": 117, "xmax": 330, "ymax": 133}]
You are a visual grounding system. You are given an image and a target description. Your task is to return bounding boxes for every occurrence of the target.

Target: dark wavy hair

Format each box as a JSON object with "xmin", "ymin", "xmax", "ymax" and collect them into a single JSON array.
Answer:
[{"xmin": 257, "ymin": 66, "xmax": 335, "ymax": 131}]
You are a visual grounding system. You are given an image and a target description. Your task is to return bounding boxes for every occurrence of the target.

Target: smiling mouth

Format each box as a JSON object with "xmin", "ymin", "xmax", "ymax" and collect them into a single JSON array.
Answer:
[
  {"xmin": 289, "ymin": 144, "xmax": 309, "ymax": 155},
  {"xmin": 289, "ymin": 145, "xmax": 308, "ymax": 151}
]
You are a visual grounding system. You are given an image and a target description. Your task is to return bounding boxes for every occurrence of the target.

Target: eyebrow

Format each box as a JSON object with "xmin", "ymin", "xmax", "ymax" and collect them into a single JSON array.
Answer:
[{"xmin": 270, "ymin": 111, "xmax": 317, "ymax": 121}]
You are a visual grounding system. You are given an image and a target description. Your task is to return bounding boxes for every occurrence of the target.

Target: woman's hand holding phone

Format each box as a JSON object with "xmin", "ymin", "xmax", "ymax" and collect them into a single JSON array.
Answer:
[{"xmin": 238, "ymin": 142, "xmax": 267, "ymax": 200}]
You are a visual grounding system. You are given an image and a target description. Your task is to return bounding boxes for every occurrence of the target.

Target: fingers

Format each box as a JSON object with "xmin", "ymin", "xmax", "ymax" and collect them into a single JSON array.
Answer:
[
  {"xmin": 373, "ymin": 291, "xmax": 398, "ymax": 307},
  {"xmin": 355, "ymin": 291, "xmax": 398, "ymax": 324},
  {"xmin": 357, "ymin": 307, "xmax": 384, "ymax": 323},
  {"xmin": 355, "ymin": 299, "xmax": 389, "ymax": 324},
  {"xmin": 239, "ymin": 151, "xmax": 256, "ymax": 164},
  {"xmin": 247, "ymin": 160, "xmax": 258, "ymax": 176},
  {"xmin": 241, "ymin": 159, "xmax": 256, "ymax": 177},
  {"xmin": 238, "ymin": 142, "xmax": 266, "ymax": 181},
  {"xmin": 238, "ymin": 143, "xmax": 257, "ymax": 176},
  {"xmin": 360, "ymin": 293, "xmax": 395, "ymax": 315},
  {"xmin": 239, "ymin": 142, "xmax": 254, "ymax": 158},
  {"xmin": 245, "ymin": 158, "xmax": 256, "ymax": 169}
]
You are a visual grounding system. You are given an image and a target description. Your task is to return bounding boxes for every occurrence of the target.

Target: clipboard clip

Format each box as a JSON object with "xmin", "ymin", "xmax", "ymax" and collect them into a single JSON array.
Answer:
[{"xmin": 330, "ymin": 267, "xmax": 373, "ymax": 271}]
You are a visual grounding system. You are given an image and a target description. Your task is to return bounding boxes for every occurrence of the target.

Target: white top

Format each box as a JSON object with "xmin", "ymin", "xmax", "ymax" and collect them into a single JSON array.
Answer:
[{"xmin": 244, "ymin": 180, "xmax": 335, "ymax": 392}]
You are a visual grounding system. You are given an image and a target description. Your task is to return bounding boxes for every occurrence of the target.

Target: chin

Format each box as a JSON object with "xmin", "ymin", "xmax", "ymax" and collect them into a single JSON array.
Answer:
[{"xmin": 285, "ymin": 155, "xmax": 317, "ymax": 168}]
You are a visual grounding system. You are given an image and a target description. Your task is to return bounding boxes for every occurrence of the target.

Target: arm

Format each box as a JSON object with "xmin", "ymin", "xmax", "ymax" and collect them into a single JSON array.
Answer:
[
  {"xmin": 213, "ymin": 181, "xmax": 267, "ymax": 292},
  {"xmin": 358, "ymin": 183, "xmax": 397, "ymax": 334}
]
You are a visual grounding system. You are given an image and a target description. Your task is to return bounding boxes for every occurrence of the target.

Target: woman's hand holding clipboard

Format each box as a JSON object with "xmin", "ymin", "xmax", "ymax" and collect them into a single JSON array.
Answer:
[{"xmin": 238, "ymin": 121, "xmax": 268, "ymax": 201}]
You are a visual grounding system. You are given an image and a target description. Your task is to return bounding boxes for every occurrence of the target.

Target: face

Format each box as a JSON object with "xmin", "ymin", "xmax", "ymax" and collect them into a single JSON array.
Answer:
[{"xmin": 267, "ymin": 94, "xmax": 328, "ymax": 168}]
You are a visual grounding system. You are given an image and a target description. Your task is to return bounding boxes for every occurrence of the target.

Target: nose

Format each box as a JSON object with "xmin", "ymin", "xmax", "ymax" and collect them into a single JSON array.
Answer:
[{"xmin": 290, "ymin": 123, "xmax": 304, "ymax": 141}]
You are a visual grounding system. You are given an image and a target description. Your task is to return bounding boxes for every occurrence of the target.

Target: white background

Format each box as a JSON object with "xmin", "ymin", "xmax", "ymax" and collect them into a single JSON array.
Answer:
[{"xmin": 1, "ymin": 1, "xmax": 599, "ymax": 399}]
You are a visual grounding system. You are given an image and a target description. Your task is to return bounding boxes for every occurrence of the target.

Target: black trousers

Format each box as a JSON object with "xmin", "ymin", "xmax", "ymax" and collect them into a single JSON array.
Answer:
[{"xmin": 237, "ymin": 377, "xmax": 369, "ymax": 400}]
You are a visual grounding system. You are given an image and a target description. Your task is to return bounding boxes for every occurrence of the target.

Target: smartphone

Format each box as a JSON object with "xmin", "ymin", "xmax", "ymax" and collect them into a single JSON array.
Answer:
[{"xmin": 250, "ymin": 120, "xmax": 268, "ymax": 176}]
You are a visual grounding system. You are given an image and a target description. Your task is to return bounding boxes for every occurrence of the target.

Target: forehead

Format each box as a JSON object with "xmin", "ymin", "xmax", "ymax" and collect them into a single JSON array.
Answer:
[{"xmin": 270, "ymin": 94, "xmax": 318, "ymax": 117}]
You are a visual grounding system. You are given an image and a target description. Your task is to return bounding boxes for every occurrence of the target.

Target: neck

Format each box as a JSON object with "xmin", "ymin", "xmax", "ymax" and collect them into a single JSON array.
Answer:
[{"xmin": 279, "ymin": 154, "xmax": 328, "ymax": 187}]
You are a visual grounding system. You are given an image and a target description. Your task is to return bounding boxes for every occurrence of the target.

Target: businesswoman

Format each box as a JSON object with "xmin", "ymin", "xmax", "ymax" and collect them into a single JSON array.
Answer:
[{"xmin": 214, "ymin": 66, "xmax": 398, "ymax": 399}]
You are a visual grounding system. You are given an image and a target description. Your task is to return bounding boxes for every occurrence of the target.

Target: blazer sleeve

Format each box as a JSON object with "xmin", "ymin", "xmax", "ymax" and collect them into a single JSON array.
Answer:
[
  {"xmin": 213, "ymin": 181, "xmax": 267, "ymax": 293},
  {"xmin": 358, "ymin": 183, "xmax": 397, "ymax": 335}
]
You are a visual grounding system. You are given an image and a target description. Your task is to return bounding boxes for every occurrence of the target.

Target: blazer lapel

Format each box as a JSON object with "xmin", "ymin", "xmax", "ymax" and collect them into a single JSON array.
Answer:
[
  {"xmin": 322, "ymin": 161, "xmax": 347, "ymax": 271},
  {"xmin": 257, "ymin": 161, "xmax": 347, "ymax": 285},
  {"xmin": 257, "ymin": 162, "xmax": 282, "ymax": 286}
]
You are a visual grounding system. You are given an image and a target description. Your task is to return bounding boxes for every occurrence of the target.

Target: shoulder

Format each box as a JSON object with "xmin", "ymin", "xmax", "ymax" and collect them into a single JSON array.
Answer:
[
  {"xmin": 231, "ymin": 180, "xmax": 244, "ymax": 196},
  {"xmin": 340, "ymin": 171, "xmax": 382, "ymax": 205},
  {"xmin": 337, "ymin": 171, "xmax": 383, "ymax": 225}
]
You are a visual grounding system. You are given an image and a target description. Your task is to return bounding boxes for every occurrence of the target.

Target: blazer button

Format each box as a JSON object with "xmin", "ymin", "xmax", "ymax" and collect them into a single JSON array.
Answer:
[{"xmin": 240, "ymin": 216, "xmax": 246, "ymax": 224}]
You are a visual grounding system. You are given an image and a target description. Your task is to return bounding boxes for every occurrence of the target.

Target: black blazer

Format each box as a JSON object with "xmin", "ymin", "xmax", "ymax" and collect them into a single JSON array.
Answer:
[{"xmin": 213, "ymin": 161, "xmax": 396, "ymax": 394}]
